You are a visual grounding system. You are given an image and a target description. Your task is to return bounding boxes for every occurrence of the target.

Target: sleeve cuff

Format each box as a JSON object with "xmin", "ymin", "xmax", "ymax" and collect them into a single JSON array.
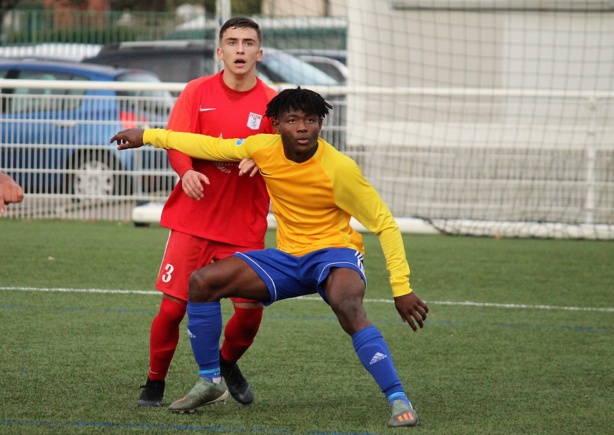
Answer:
[
  {"xmin": 143, "ymin": 129, "xmax": 158, "ymax": 147},
  {"xmin": 391, "ymin": 283, "xmax": 412, "ymax": 298}
]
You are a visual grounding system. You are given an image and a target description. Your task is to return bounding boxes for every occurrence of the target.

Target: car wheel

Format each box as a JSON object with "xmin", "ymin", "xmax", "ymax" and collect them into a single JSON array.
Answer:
[{"xmin": 69, "ymin": 151, "xmax": 126, "ymax": 201}]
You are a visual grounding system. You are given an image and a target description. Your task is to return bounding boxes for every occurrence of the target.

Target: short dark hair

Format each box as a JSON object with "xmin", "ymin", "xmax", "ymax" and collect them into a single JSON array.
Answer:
[
  {"xmin": 219, "ymin": 17, "xmax": 262, "ymax": 44},
  {"xmin": 265, "ymin": 87, "xmax": 333, "ymax": 121}
]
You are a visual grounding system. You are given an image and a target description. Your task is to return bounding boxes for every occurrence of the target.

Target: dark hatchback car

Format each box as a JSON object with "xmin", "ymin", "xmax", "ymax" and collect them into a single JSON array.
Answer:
[
  {"xmin": 83, "ymin": 40, "xmax": 340, "ymax": 87},
  {"xmin": 284, "ymin": 49, "xmax": 348, "ymax": 84},
  {"xmin": 83, "ymin": 41, "xmax": 347, "ymax": 149},
  {"xmin": 0, "ymin": 58, "xmax": 175, "ymax": 199}
]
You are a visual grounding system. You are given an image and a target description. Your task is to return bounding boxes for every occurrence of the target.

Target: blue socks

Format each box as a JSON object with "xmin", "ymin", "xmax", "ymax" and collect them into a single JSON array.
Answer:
[
  {"xmin": 187, "ymin": 301, "xmax": 222, "ymax": 382},
  {"xmin": 186, "ymin": 303, "xmax": 412, "ymax": 403},
  {"xmin": 352, "ymin": 325, "xmax": 411, "ymax": 406}
]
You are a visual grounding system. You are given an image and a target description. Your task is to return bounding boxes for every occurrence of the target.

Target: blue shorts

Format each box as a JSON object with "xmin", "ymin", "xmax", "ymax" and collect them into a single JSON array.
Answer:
[{"xmin": 234, "ymin": 248, "xmax": 367, "ymax": 305}]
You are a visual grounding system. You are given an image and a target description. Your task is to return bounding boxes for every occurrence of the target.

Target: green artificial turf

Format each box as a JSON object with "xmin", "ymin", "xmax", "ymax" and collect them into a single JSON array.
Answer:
[{"xmin": 0, "ymin": 219, "xmax": 612, "ymax": 434}]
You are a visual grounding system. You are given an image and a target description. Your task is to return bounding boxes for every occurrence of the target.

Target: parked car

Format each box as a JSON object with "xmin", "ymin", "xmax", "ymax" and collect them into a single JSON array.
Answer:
[
  {"xmin": 84, "ymin": 42, "xmax": 347, "ymax": 150},
  {"xmin": 0, "ymin": 43, "xmax": 103, "ymax": 62},
  {"xmin": 285, "ymin": 49, "xmax": 348, "ymax": 83},
  {"xmin": 166, "ymin": 16, "xmax": 348, "ymax": 51},
  {"xmin": 82, "ymin": 40, "xmax": 341, "ymax": 87},
  {"xmin": 293, "ymin": 54, "xmax": 348, "ymax": 84},
  {"xmin": 0, "ymin": 58, "xmax": 175, "ymax": 199},
  {"xmin": 285, "ymin": 48, "xmax": 347, "ymax": 65}
]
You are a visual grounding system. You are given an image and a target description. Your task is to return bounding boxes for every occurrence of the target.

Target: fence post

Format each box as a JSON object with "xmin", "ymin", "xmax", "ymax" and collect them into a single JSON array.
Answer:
[{"xmin": 584, "ymin": 96, "xmax": 598, "ymax": 225}]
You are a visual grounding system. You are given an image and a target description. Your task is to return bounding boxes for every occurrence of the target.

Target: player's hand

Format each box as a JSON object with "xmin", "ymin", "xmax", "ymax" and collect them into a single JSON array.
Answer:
[
  {"xmin": 110, "ymin": 129, "xmax": 145, "ymax": 149},
  {"xmin": 0, "ymin": 175, "xmax": 24, "ymax": 214},
  {"xmin": 394, "ymin": 291, "xmax": 429, "ymax": 332},
  {"xmin": 238, "ymin": 158, "xmax": 259, "ymax": 177},
  {"xmin": 181, "ymin": 169, "xmax": 209, "ymax": 200}
]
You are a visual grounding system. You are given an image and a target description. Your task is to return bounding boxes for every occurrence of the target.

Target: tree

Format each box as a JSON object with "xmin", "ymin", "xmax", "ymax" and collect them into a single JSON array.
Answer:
[
  {"xmin": 0, "ymin": 0, "xmax": 21, "ymax": 44},
  {"xmin": 111, "ymin": 0, "xmax": 262, "ymax": 15}
]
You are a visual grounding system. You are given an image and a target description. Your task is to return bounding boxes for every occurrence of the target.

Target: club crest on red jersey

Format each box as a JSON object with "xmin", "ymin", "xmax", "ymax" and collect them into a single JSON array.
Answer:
[{"xmin": 247, "ymin": 112, "xmax": 263, "ymax": 130}]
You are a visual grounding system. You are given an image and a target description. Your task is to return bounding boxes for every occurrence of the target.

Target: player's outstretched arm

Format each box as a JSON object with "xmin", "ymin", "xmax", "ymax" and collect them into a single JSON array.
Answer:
[
  {"xmin": 394, "ymin": 292, "xmax": 429, "ymax": 332},
  {"xmin": 111, "ymin": 128, "xmax": 145, "ymax": 149}
]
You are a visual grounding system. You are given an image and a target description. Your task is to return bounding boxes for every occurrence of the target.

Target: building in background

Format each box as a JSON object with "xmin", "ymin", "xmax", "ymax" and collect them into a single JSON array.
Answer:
[{"xmin": 262, "ymin": 0, "xmax": 346, "ymax": 17}]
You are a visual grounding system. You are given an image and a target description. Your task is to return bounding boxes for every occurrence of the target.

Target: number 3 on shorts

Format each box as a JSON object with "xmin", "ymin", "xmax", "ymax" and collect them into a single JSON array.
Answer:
[{"xmin": 161, "ymin": 263, "xmax": 174, "ymax": 283}]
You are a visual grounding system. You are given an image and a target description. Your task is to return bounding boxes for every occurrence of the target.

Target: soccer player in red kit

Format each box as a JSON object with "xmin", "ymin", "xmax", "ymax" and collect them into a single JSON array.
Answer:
[{"xmin": 137, "ymin": 17, "xmax": 277, "ymax": 407}]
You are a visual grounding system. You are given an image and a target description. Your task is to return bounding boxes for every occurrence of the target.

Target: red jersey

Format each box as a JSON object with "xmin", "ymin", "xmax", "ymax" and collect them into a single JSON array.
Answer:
[{"xmin": 161, "ymin": 72, "xmax": 277, "ymax": 247}]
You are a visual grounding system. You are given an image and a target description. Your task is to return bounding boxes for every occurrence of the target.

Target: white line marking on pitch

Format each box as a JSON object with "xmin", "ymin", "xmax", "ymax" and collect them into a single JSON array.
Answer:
[{"xmin": 1, "ymin": 286, "xmax": 612, "ymax": 313}]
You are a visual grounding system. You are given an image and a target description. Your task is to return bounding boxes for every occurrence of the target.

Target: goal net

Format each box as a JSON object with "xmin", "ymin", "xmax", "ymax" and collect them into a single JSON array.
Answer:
[
  {"xmin": 259, "ymin": 0, "xmax": 613, "ymax": 239},
  {"xmin": 334, "ymin": 0, "xmax": 614, "ymax": 239}
]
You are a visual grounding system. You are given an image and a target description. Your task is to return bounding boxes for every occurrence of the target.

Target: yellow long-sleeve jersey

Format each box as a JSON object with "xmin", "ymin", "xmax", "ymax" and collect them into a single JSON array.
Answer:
[{"xmin": 144, "ymin": 129, "xmax": 412, "ymax": 297}]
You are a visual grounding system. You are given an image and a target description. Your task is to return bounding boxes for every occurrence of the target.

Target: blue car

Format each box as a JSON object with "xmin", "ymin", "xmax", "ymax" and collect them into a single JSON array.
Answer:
[{"xmin": 0, "ymin": 58, "xmax": 175, "ymax": 199}]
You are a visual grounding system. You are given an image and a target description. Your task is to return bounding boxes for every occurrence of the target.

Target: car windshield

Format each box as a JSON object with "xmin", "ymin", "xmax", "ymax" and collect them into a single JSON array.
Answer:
[{"xmin": 262, "ymin": 49, "xmax": 339, "ymax": 86}]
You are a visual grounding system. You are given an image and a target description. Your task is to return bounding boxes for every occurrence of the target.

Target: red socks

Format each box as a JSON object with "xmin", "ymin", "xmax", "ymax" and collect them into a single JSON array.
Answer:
[
  {"xmin": 220, "ymin": 305, "xmax": 264, "ymax": 363},
  {"xmin": 148, "ymin": 297, "xmax": 186, "ymax": 381}
]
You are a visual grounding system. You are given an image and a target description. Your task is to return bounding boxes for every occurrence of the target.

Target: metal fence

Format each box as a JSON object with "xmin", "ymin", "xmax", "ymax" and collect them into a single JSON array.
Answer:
[
  {"xmin": 0, "ymin": 79, "xmax": 346, "ymax": 222},
  {"xmin": 1, "ymin": 79, "xmax": 612, "ymax": 239}
]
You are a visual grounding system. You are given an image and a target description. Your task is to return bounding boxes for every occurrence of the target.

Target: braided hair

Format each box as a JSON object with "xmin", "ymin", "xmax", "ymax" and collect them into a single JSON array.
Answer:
[{"xmin": 265, "ymin": 87, "xmax": 333, "ymax": 121}]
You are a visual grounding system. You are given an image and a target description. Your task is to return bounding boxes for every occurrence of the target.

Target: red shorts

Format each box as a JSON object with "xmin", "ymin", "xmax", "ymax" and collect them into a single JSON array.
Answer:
[{"xmin": 156, "ymin": 230, "xmax": 263, "ymax": 303}]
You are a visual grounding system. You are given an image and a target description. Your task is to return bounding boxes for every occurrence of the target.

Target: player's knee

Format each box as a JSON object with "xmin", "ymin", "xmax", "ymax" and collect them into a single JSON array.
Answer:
[
  {"xmin": 188, "ymin": 267, "xmax": 220, "ymax": 302},
  {"xmin": 326, "ymin": 281, "xmax": 365, "ymax": 313},
  {"xmin": 329, "ymin": 297, "xmax": 370, "ymax": 334},
  {"xmin": 189, "ymin": 267, "xmax": 225, "ymax": 302},
  {"xmin": 160, "ymin": 296, "xmax": 186, "ymax": 323}
]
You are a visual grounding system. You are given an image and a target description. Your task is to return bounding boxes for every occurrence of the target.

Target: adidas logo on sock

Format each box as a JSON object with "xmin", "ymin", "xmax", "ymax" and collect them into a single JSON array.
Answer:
[
  {"xmin": 369, "ymin": 352, "xmax": 387, "ymax": 365},
  {"xmin": 187, "ymin": 328, "xmax": 196, "ymax": 339}
]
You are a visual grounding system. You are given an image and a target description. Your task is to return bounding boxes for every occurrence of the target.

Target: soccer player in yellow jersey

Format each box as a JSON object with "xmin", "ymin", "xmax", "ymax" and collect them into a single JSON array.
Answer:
[{"xmin": 111, "ymin": 87, "xmax": 429, "ymax": 428}]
